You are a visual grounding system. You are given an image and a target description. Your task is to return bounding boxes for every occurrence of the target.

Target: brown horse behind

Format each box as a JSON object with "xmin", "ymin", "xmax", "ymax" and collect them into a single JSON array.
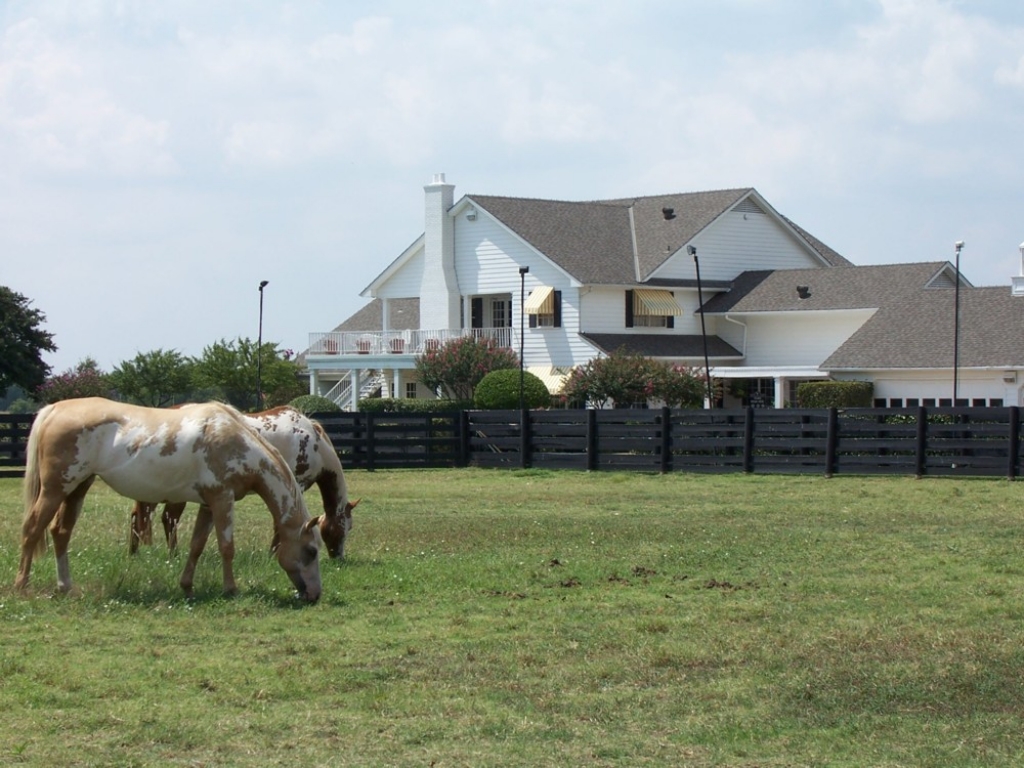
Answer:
[{"xmin": 130, "ymin": 406, "xmax": 357, "ymax": 559}]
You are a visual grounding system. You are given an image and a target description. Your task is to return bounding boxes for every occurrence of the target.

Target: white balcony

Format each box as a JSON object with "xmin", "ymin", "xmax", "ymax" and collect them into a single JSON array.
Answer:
[{"xmin": 306, "ymin": 327, "xmax": 515, "ymax": 359}]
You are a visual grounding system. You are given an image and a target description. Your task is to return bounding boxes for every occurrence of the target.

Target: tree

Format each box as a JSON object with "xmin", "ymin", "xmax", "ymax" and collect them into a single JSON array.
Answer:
[
  {"xmin": 37, "ymin": 358, "xmax": 111, "ymax": 404},
  {"xmin": 192, "ymin": 338, "xmax": 302, "ymax": 410},
  {"xmin": 656, "ymin": 363, "xmax": 707, "ymax": 409},
  {"xmin": 414, "ymin": 335, "xmax": 519, "ymax": 401},
  {"xmin": 109, "ymin": 349, "xmax": 195, "ymax": 407},
  {"xmin": 0, "ymin": 286, "xmax": 57, "ymax": 394}
]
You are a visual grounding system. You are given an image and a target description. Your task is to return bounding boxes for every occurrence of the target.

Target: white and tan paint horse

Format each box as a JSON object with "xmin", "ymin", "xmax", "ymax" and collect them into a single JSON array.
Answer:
[
  {"xmin": 17, "ymin": 398, "xmax": 323, "ymax": 602},
  {"xmin": 129, "ymin": 406, "xmax": 358, "ymax": 559}
]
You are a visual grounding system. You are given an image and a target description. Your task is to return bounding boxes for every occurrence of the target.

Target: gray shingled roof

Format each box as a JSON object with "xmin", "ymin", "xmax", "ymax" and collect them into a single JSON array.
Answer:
[
  {"xmin": 469, "ymin": 188, "xmax": 851, "ymax": 284},
  {"xmin": 701, "ymin": 262, "xmax": 952, "ymax": 314},
  {"xmin": 581, "ymin": 333, "xmax": 742, "ymax": 360},
  {"xmin": 824, "ymin": 287, "xmax": 1024, "ymax": 369}
]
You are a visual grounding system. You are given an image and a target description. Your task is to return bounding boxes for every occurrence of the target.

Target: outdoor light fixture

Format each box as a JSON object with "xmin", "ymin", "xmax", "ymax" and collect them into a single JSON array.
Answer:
[
  {"xmin": 257, "ymin": 280, "xmax": 269, "ymax": 409},
  {"xmin": 689, "ymin": 245, "xmax": 713, "ymax": 408},
  {"xmin": 953, "ymin": 241, "xmax": 963, "ymax": 404},
  {"xmin": 519, "ymin": 266, "xmax": 529, "ymax": 411}
]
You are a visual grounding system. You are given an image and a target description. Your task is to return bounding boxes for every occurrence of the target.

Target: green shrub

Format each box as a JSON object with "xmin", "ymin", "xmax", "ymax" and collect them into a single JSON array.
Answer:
[
  {"xmin": 474, "ymin": 369, "xmax": 551, "ymax": 409},
  {"xmin": 358, "ymin": 398, "xmax": 474, "ymax": 413},
  {"xmin": 289, "ymin": 394, "xmax": 342, "ymax": 414},
  {"xmin": 797, "ymin": 380, "xmax": 873, "ymax": 408}
]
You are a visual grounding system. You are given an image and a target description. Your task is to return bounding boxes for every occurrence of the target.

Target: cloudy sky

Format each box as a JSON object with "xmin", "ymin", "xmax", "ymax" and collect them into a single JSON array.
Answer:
[{"xmin": 3, "ymin": 0, "xmax": 1023, "ymax": 374}]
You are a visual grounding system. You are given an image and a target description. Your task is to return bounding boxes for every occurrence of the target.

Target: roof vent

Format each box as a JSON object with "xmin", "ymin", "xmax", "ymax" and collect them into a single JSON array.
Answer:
[
  {"xmin": 796, "ymin": 285, "xmax": 811, "ymax": 299},
  {"xmin": 662, "ymin": 207, "xmax": 675, "ymax": 220}
]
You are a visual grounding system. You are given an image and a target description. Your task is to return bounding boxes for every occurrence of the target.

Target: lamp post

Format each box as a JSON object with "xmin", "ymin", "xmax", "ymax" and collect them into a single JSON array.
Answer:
[
  {"xmin": 519, "ymin": 266, "xmax": 529, "ymax": 411},
  {"xmin": 952, "ymin": 241, "xmax": 963, "ymax": 404},
  {"xmin": 688, "ymin": 246, "xmax": 713, "ymax": 408},
  {"xmin": 256, "ymin": 280, "xmax": 269, "ymax": 410}
]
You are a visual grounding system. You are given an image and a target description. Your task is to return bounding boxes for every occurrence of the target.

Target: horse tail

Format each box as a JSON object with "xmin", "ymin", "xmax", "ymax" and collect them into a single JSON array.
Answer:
[{"xmin": 23, "ymin": 404, "xmax": 55, "ymax": 556}]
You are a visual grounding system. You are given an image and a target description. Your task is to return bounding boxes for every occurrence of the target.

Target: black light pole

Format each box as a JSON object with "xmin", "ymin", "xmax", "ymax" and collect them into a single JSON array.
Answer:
[
  {"xmin": 519, "ymin": 266, "xmax": 529, "ymax": 411},
  {"xmin": 256, "ymin": 280, "xmax": 269, "ymax": 410},
  {"xmin": 952, "ymin": 241, "xmax": 963, "ymax": 404},
  {"xmin": 688, "ymin": 246, "xmax": 713, "ymax": 408}
]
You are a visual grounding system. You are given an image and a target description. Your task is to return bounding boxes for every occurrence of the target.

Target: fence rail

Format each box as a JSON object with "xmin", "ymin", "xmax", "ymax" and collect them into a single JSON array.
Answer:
[{"xmin": 1, "ymin": 406, "xmax": 1021, "ymax": 479}]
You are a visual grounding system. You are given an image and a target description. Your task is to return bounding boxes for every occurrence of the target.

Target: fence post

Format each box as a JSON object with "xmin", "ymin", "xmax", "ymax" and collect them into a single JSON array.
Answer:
[
  {"xmin": 824, "ymin": 407, "xmax": 838, "ymax": 478},
  {"xmin": 1008, "ymin": 406, "xmax": 1020, "ymax": 481},
  {"xmin": 365, "ymin": 413, "xmax": 376, "ymax": 472},
  {"xmin": 520, "ymin": 408, "xmax": 531, "ymax": 469},
  {"xmin": 660, "ymin": 406, "xmax": 672, "ymax": 473},
  {"xmin": 586, "ymin": 408, "xmax": 598, "ymax": 471},
  {"xmin": 743, "ymin": 406, "xmax": 755, "ymax": 473},
  {"xmin": 915, "ymin": 406, "xmax": 927, "ymax": 478},
  {"xmin": 458, "ymin": 410, "xmax": 470, "ymax": 467}
]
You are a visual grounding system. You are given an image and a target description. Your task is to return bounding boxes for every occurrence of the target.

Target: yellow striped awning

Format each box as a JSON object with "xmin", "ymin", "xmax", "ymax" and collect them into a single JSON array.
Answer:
[
  {"xmin": 634, "ymin": 288, "xmax": 683, "ymax": 316},
  {"xmin": 524, "ymin": 285, "xmax": 555, "ymax": 314},
  {"xmin": 527, "ymin": 366, "xmax": 574, "ymax": 394}
]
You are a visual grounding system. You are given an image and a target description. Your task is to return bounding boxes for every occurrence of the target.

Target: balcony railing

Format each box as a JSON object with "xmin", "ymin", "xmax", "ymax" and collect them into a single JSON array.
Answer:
[{"xmin": 307, "ymin": 327, "xmax": 514, "ymax": 357}]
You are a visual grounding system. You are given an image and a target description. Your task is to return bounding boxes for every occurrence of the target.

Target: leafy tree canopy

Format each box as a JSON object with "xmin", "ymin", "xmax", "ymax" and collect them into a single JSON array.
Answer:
[
  {"xmin": 0, "ymin": 286, "xmax": 57, "ymax": 394},
  {"xmin": 109, "ymin": 349, "xmax": 195, "ymax": 407},
  {"xmin": 192, "ymin": 337, "xmax": 303, "ymax": 411}
]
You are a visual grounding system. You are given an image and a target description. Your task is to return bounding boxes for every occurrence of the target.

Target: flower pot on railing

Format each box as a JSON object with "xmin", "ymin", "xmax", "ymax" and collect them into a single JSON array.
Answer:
[
  {"xmin": 425, "ymin": 338, "xmax": 440, "ymax": 352},
  {"xmin": 356, "ymin": 339, "xmax": 372, "ymax": 354},
  {"xmin": 389, "ymin": 338, "xmax": 405, "ymax": 354},
  {"xmin": 323, "ymin": 339, "xmax": 339, "ymax": 354}
]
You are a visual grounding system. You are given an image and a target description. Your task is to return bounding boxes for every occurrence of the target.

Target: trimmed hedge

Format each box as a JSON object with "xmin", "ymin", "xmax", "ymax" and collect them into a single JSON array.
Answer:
[
  {"xmin": 358, "ymin": 398, "xmax": 474, "ymax": 414},
  {"xmin": 289, "ymin": 394, "xmax": 342, "ymax": 414},
  {"xmin": 474, "ymin": 369, "xmax": 551, "ymax": 410},
  {"xmin": 796, "ymin": 380, "xmax": 874, "ymax": 408}
]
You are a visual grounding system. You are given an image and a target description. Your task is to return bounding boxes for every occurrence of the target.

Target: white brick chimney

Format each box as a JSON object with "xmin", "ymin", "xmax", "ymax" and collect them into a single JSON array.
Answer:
[{"xmin": 419, "ymin": 173, "xmax": 462, "ymax": 330}]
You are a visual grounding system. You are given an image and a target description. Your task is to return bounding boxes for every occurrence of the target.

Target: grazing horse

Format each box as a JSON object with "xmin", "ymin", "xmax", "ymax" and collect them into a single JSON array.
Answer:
[
  {"xmin": 17, "ymin": 398, "xmax": 323, "ymax": 602},
  {"xmin": 129, "ymin": 406, "xmax": 358, "ymax": 559}
]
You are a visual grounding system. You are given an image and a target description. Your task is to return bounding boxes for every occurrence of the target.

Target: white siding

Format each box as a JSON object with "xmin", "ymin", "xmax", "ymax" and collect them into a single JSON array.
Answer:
[
  {"xmin": 375, "ymin": 245, "xmax": 424, "ymax": 299},
  {"xmin": 740, "ymin": 310, "xmax": 874, "ymax": 367},
  {"xmin": 454, "ymin": 214, "xmax": 596, "ymax": 368},
  {"xmin": 653, "ymin": 210, "xmax": 824, "ymax": 282}
]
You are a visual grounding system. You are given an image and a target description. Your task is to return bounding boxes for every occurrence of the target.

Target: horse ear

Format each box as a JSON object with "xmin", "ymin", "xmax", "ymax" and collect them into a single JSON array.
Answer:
[
  {"xmin": 348, "ymin": 498, "xmax": 361, "ymax": 510},
  {"xmin": 302, "ymin": 516, "xmax": 322, "ymax": 534}
]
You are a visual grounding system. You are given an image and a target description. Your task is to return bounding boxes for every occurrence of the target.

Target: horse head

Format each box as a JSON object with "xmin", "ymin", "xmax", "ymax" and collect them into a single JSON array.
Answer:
[
  {"xmin": 275, "ymin": 509, "xmax": 324, "ymax": 603},
  {"xmin": 315, "ymin": 498, "xmax": 359, "ymax": 560}
]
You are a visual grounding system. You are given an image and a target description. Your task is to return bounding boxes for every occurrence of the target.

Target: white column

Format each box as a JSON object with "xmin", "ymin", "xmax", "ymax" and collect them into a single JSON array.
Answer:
[
  {"xmin": 309, "ymin": 369, "xmax": 319, "ymax": 396},
  {"xmin": 349, "ymin": 370, "xmax": 359, "ymax": 412},
  {"xmin": 393, "ymin": 369, "xmax": 402, "ymax": 399},
  {"xmin": 774, "ymin": 377, "xmax": 786, "ymax": 408}
]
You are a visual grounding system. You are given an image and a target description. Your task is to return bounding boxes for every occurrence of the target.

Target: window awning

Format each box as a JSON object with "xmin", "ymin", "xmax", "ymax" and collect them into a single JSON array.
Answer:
[
  {"xmin": 634, "ymin": 288, "xmax": 683, "ymax": 316},
  {"xmin": 524, "ymin": 285, "xmax": 555, "ymax": 314},
  {"xmin": 527, "ymin": 366, "xmax": 574, "ymax": 394}
]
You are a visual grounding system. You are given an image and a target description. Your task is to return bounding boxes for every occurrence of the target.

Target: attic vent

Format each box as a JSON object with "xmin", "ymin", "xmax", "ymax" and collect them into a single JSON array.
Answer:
[
  {"xmin": 734, "ymin": 198, "xmax": 766, "ymax": 215},
  {"xmin": 796, "ymin": 285, "xmax": 811, "ymax": 299},
  {"xmin": 662, "ymin": 207, "xmax": 676, "ymax": 220}
]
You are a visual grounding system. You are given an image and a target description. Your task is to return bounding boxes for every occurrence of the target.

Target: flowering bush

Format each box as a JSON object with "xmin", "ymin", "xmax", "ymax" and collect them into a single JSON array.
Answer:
[
  {"xmin": 36, "ymin": 359, "xmax": 112, "ymax": 404},
  {"xmin": 561, "ymin": 352, "xmax": 707, "ymax": 408},
  {"xmin": 414, "ymin": 335, "xmax": 519, "ymax": 401}
]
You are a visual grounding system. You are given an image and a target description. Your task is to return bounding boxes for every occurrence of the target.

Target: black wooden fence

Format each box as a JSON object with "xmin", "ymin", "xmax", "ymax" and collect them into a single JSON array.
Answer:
[{"xmin": 2, "ymin": 406, "xmax": 1021, "ymax": 479}]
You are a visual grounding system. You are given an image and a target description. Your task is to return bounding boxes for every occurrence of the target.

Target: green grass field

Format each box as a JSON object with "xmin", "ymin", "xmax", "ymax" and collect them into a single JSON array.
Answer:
[{"xmin": 1, "ymin": 468, "xmax": 1023, "ymax": 767}]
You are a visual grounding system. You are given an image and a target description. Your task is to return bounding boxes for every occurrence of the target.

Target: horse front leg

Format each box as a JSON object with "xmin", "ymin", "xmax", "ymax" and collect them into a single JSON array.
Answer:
[
  {"xmin": 178, "ymin": 504, "xmax": 214, "ymax": 598},
  {"xmin": 207, "ymin": 499, "xmax": 238, "ymax": 597}
]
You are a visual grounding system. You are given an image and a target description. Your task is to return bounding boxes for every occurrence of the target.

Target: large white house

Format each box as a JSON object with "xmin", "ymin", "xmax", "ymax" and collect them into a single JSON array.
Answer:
[{"xmin": 303, "ymin": 174, "xmax": 1024, "ymax": 410}]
